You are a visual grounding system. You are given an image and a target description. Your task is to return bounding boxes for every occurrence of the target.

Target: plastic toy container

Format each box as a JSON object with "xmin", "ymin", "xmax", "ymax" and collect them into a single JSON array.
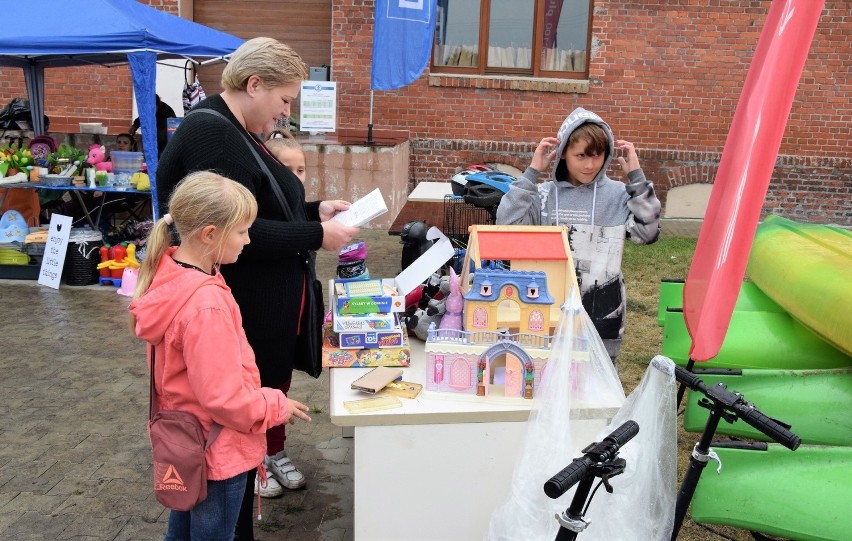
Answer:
[
  {"xmin": 110, "ymin": 151, "xmax": 144, "ymax": 172},
  {"xmin": 40, "ymin": 174, "xmax": 72, "ymax": 186}
]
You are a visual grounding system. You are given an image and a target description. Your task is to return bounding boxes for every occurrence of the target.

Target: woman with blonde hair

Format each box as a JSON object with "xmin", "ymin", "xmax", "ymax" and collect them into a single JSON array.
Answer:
[
  {"xmin": 130, "ymin": 171, "xmax": 311, "ymax": 540},
  {"xmin": 156, "ymin": 37, "xmax": 358, "ymax": 539}
]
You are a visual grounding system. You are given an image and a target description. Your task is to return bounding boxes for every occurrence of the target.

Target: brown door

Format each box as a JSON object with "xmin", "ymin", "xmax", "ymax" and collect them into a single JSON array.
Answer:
[{"xmin": 189, "ymin": 0, "xmax": 332, "ymax": 119}]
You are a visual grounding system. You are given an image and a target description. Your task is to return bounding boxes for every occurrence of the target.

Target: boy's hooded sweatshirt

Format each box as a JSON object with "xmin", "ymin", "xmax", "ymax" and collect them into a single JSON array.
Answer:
[
  {"xmin": 496, "ymin": 107, "xmax": 661, "ymax": 358},
  {"xmin": 129, "ymin": 247, "xmax": 291, "ymax": 480}
]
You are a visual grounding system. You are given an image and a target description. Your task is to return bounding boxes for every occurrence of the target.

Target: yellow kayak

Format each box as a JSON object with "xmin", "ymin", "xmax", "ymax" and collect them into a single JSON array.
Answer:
[{"xmin": 747, "ymin": 216, "xmax": 852, "ymax": 356}]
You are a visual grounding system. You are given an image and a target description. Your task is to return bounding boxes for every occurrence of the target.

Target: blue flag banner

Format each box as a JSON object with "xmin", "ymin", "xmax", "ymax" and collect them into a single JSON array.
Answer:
[{"xmin": 371, "ymin": 0, "xmax": 438, "ymax": 91}]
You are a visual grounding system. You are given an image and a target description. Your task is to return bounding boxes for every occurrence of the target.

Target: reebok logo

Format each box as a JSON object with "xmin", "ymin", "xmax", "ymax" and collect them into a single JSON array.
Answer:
[
  {"xmin": 162, "ymin": 464, "xmax": 184, "ymax": 485},
  {"xmin": 155, "ymin": 463, "xmax": 188, "ymax": 492}
]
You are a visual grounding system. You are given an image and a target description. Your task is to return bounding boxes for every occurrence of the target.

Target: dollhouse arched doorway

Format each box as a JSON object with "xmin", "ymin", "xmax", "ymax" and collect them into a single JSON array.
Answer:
[{"xmin": 479, "ymin": 342, "xmax": 534, "ymax": 399}]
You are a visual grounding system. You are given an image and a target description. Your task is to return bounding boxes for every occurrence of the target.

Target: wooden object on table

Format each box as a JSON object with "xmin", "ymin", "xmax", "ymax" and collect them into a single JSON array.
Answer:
[
  {"xmin": 379, "ymin": 380, "xmax": 423, "ymax": 399},
  {"xmin": 388, "ymin": 200, "xmax": 446, "ymax": 235},
  {"xmin": 388, "ymin": 181, "xmax": 453, "ymax": 235}
]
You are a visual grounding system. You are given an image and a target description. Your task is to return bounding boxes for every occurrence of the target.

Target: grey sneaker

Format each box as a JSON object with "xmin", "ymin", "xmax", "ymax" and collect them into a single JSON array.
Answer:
[
  {"xmin": 264, "ymin": 451, "xmax": 307, "ymax": 490},
  {"xmin": 254, "ymin": 472, "xmax": 284, "ymax": 498}
]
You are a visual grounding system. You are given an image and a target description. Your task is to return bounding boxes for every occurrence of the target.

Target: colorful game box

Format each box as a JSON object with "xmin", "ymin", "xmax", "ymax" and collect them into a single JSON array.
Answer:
[
  {"xmin": 333, "ymin": 278, "xmax": 406, "ymax": 315},
  {"xmin": 322, "ymin": 323, "xmax": 411, "ymax": 367}
]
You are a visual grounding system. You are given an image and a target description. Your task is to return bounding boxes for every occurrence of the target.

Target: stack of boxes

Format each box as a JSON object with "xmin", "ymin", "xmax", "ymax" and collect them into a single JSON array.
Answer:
[
  {"xmin": 321, "ymin": 226, "xmax": 456, "ymax": 368},
  {"xmin": 322, "ymin": 278, "xmax": 411, "ymax": 367}
]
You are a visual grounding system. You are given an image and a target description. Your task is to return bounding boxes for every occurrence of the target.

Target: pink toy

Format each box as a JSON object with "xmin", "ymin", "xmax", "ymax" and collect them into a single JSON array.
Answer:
[
  {"xmin": 86, "ymin": 144, "xmax": 112, "ymax": 172},
  {"xmin": 116, "ymin": 267, "xmax": 138, "ymax": 297},
  {"xmin": 437, "ymin": 267, "xmax": 463, "ymax": 336}
]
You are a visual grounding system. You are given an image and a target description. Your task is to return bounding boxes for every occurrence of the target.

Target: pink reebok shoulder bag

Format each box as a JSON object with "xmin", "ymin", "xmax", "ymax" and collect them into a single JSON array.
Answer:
[{"xmin": 148, "ymin": 346, "xmax": 222, "ymax": 511}]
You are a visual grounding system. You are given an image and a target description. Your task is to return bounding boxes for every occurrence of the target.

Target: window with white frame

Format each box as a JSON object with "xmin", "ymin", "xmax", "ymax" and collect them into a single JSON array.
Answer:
[{"xmin": 432, "ymin": 0, "xmax": 591, "ymax": 78}]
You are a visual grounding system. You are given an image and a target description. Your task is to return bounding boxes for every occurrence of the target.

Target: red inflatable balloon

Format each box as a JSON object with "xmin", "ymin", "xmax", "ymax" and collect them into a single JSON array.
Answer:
[{"xmin": 684, "ymin": 0, "xmax": 824, "ymax": 362}]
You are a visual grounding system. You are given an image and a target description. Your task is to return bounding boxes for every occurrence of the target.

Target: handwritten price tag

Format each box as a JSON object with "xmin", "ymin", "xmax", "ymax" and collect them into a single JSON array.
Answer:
[{"xmin": 37, "ymin": 214, "xmax": 72, "ymax": 289}]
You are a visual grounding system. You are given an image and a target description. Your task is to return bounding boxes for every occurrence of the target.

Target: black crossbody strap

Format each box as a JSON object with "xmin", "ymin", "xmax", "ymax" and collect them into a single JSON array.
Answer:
[
  {"xmin": 187, "ymin": 108, "xmax": 293, "ymax": 221},
  {"xmin": 148, "ymin": 344, "xmax": 222, "ymax": 447}
]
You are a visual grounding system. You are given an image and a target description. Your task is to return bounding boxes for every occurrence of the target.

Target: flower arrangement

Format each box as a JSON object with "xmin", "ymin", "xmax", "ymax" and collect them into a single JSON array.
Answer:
[
  {"xmin": 47, "ymin": 144, "xmax": 88, "ymax": 174},
  {"xmin": 0, "ymin": 144, "xmax": 33, "ymax": 176}
]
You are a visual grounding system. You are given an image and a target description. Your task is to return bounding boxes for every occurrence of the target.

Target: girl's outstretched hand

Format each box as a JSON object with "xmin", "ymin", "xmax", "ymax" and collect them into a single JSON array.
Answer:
[{"xmin": 286, "ymin": 397, "xmax": 312, "ymax": 425}]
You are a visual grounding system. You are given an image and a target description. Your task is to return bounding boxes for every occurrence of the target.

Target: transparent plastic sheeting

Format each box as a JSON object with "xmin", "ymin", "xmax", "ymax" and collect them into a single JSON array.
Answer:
[
  {"xmin": 487, "ymin": 292, "xmax": 678, "ymax": 540},
  {"xmin": 487, "ymin": 291, "xmax": 625, "ymax": 540},
  {"xmin": 581, "ymin": 356, "xmax": 677, "ymax": 540}
]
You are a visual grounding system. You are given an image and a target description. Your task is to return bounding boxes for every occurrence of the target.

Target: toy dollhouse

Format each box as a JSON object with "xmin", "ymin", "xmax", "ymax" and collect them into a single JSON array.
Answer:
[{"xmin": 424, "ymin": 225, "xmax": 579, "ymax": 400}]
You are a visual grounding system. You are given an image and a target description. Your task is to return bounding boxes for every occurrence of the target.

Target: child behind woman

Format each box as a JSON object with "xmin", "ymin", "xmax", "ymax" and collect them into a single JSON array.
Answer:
[
  {"xmin": 256, "ymin": 129, "xmax": 314, "ymax": 496},
  {"xmin": 265, "ymin": 130, "xmax": 306, "ymax": 183},
  {"xmin": 129, "ymin": 171, "xmax": 311, "ymax": 540}
]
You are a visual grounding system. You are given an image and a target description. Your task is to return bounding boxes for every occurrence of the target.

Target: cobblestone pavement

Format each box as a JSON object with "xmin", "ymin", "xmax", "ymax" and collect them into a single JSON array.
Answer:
[
  {"xmin": 0, "ymin": 229, "xmax": 404, "ymax": 541},
  {"xmin": 0, "ymin": 218, "xmax": 697, "ymax": 540}
]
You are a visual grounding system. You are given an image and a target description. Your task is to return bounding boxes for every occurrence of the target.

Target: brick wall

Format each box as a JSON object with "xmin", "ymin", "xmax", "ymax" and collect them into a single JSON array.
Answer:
[
  {"xmin": 331, "ymin": 0, "xmax": 851, "ymax": 225},
  {"xmin": 2, "ymin": 1, "xmax": 849, "ymax": 225}
]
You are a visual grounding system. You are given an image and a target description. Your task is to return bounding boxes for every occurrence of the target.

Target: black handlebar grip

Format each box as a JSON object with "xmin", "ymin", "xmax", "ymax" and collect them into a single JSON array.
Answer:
[
  {"xmin": 674, "ymin": 365, "xmax": 703, "ymax": 390},
  {"xmin": 736, "ymin": 404, "xmax": 801, "ymax": 451},
  {"xmin": 544, "ymin": 458, "xmax": 590, "ymax": 499},
  {"xmin": 604, "ymin": 420, "xmax": 640, "ymax": 447}
]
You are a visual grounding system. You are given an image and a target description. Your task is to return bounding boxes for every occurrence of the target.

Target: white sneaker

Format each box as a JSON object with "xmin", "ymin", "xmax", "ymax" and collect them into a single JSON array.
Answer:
[
  {"xmin": 254, "ymin": 472, "xmax": 284, "ymax": 498},
  {"xmin": 264, "ymin": 451, "xmax": 307, "ymax": 490}
]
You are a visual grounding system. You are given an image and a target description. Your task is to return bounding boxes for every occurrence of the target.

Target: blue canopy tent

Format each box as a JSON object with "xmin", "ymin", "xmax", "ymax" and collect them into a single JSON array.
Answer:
[{"xmin": 0, "ymin": 0, "xmax": 244, "ymax": 219}]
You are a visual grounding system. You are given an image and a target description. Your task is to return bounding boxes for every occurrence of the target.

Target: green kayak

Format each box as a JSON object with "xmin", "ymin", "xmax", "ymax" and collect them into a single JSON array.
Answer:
[
  {"xmin": 662, "ymin": 309, "xmax": 852, "ymax": 369},
  {"xmin": 657, "ymin": 279, "xmax": 784, "ymax": 327},
  {"xmin": 683, "ymin": 368, "xmax": 852, "ymax": 446},
  {"xmin": 690, "ymin": 443, "xmax": 852, "ymax": 540}
]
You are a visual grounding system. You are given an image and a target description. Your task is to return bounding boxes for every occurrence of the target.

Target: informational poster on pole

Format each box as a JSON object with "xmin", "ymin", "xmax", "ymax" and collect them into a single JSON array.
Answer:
[
  {"xmin": 38, "ymin": 214, "xmax": 72, "ymax": 289},
  {"xmin": 300, "ymin": 81, "xmax": 337, "ymax": 132}
]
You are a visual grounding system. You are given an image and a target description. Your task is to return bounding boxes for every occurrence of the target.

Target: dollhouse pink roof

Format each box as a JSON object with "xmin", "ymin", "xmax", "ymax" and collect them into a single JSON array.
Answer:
[{"xmin": 476, "ymin": 231, "xmax": 569, "ymax": 260}]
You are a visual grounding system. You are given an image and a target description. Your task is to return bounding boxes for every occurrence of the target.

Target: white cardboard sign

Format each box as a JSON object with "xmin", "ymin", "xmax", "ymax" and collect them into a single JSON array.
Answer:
[
  {"xmin": 38, "ymin": 214, "xmax": 72, "ymax": 289},
  {"xmin": 394, "ymin": 227, "xmax": 454, "ymax": 296}
]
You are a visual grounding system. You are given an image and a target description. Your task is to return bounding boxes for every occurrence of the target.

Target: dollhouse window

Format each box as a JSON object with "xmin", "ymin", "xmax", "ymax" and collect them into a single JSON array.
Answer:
[
  {"xmin": 526, "ymin": 282, "xmax": 539, "ymax": 299},
  {"xmin": 473, "ymin": 307, "xmax": 488, "ymax": 328},
  {"xmin": 449, "ymin": 357, "xmax": 473, "ymax": 390},
  {"xmin": 528, "ymin": 310, "xmax": 544, "ymax": 332},
  {"xmin": 434, "ymin": 355, "xmax": 445, "ymax": 383},
  {"xmin": 479, "ymin": 280, "xmax": 492, "ymax": 297}
]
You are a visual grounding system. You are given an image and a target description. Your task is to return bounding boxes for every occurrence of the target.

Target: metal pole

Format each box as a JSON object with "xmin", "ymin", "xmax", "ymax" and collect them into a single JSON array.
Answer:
[
  {"xmin": 366, "ymin": 90, "xmax": 374, "ymax": 145},
  {"xmin": 676, "ymin": 358, "xmax": 695, "ymax": 407}
]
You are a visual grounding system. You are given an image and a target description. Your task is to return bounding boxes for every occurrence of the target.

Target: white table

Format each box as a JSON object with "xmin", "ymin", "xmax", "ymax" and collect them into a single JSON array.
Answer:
[
  {"xmin": 407, "ymin": 180, "xmax": 453, "ymax": 202},
  {"xmin": 329, "ymin": 342, "xmax": 621, "ymax": 541}
]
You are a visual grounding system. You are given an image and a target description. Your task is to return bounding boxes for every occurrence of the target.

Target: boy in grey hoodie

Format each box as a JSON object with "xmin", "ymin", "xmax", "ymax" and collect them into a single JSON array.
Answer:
[{"xmin": 496, "ymin": 107, "xmax": 661, "ymax": 359}]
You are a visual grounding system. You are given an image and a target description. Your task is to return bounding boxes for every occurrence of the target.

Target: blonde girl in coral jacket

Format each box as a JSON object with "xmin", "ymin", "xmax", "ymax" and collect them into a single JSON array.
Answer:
[{"xmin": 129, "ymin": 171, "xmax": 311, "ymax": 540}]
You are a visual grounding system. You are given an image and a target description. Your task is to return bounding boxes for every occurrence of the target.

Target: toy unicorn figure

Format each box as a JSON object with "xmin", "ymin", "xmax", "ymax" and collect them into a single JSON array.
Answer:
[
  {"xmin": 438, "ymin": 267, "xmax": 464, "ymax": 336},
  {"xmin": 86, "ymin": 144, "xmax": 112, "ymax": 172}
]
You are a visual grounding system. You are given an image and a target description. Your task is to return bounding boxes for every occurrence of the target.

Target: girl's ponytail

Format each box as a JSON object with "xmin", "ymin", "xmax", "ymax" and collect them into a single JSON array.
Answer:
[{"xmin": 127, "ymin": 217, "xmax": 172, "ymax": 333}]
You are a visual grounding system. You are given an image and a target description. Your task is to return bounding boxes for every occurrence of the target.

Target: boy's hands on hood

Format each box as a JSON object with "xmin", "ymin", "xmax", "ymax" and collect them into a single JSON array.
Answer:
[
  {"xmin": 530, "ymin": 136, "xmax": 561, "ymax": 174},
  {"xmin": 615, "ymin": 139, "xmax": 641, "ymax": 175}
]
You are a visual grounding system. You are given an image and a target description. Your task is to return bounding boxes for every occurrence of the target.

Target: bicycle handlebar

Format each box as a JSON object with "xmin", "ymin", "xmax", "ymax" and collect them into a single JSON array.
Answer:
[
  {"xmin": 734, "ymin": 402, "xmax": 800, "ymax": 450},
  {"xmin": 604, "ymin": 419, "xmax": 640, "ymax": 449},
  {"xmin": 544, "ymin": 456, "xmax": 591, "ymax": 499},
  {"xmin": 674, "ymin": 365, "xmax": 800, "ymax": 450},
  {"xmin": 544, "ymin": 421, "xmax": 639, "ymax": 499}
]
